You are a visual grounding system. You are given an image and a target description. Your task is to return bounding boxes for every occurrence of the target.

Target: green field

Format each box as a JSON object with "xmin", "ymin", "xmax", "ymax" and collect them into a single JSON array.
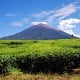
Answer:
[{"xmin": 0, "ymin": 39, "xmax": 80, "ymax": 75}]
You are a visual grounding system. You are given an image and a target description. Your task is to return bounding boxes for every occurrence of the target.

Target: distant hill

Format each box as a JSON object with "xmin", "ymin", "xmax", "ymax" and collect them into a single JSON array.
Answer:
[{"xmin": 1, "ymin": 23, "xmax": 75, "ymax": 40}]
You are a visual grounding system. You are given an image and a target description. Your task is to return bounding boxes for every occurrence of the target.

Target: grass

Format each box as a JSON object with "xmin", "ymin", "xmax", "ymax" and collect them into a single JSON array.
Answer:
[{"xmin": 0, "ymin": 73, "xmax": 80, "ymax": 80}]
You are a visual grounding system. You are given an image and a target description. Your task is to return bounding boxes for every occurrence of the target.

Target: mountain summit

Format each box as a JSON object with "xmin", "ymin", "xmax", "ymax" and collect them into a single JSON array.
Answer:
[{"xmin": 2, "ymin": 23, "xmax": 74, "ymax": 40}]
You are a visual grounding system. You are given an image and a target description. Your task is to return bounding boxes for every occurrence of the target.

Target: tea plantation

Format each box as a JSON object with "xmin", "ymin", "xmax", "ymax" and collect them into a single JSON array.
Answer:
[{"xmin": 0, "ymin": 39, "xmax": 80, "ymax": 75}]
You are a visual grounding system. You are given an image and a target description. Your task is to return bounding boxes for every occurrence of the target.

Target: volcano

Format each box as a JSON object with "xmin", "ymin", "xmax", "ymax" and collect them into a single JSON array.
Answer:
[{"xmin": 1, "ymin": 23, "xmax": 74, "ymax": 40}]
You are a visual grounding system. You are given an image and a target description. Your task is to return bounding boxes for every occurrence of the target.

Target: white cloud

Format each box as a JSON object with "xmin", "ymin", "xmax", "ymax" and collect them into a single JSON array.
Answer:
[
  {"xmin": 46, "ymin": 3, "xmax": 79, "ymax": 23},
  {"xmin": 58, "ymin": 18, "xmax": 80, "ymax": 37},
  {"xmin": 31, "ymin": 21, "xmax": 48, "ymax": 25},
  {"xmin": 74, "ymin": 0, "xmax": 80, "ymax": 4},
  {"xmin": 5, "ymin": 13, "xmax": 16, "ymax": 17},
  {"xmin": 11, "ymin": 17, "xmax": 30, "ymax": 27},
  {"xmin": 33, "ymin": 11, "xmax": 47, "ymax": 18},
  {"xmin": 32, "ymin": 3, "xmax": 79, "ymax": 24},
  {"xmin": 11, "ymin": 22, "xmax": 23, "ymax": 27},
  {"xmin": 32, "ymin": 11, "xmax": 53, "ymax": 19},
  {"xmin": 22, "ymin": 18, "xmax": 30, "ymax": 22},
  {"xmin": 54, "ymin": 4, "xmax": 77, "ymax": 18}
]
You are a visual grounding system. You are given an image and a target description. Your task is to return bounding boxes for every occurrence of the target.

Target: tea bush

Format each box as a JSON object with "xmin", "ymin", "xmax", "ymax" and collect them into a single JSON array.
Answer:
[{"xmin": 0, "ymin": 39, "xmax": 80, "ymax": 74}]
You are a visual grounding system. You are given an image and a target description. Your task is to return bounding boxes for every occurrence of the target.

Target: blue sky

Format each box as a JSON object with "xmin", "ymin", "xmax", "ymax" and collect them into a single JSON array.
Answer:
[{"xmin": 0, "ymin": 0, "xmax": 80, "ymax": 38}]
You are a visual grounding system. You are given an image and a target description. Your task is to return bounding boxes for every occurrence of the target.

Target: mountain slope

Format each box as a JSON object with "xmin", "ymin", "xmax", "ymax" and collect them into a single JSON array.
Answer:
[{"xmin": 1, "ymin": 24, "xmax": 74, "ymax": 40}]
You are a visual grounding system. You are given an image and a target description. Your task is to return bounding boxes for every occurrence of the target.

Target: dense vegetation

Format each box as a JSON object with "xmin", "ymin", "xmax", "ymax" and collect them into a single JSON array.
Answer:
[{"xmin": 0, "ymin": 39, "xmax": 80, "ymax": 75}]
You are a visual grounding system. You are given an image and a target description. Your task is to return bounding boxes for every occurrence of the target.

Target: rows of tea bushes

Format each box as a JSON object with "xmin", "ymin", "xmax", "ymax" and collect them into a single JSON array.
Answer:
[{"xmin": 0, "ymin": 39, "xmax": 80, "ymax": 75}]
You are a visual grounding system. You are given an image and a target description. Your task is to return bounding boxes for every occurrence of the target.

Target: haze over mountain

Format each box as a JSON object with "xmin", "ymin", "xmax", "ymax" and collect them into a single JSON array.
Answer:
[{"xmin": 1, "ymin": 23, "xmax": 74, "ymax": 40}]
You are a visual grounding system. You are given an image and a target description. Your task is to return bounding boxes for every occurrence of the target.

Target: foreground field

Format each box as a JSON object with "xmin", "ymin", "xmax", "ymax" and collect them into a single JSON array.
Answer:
[
  {"xmin": 0, "ymin": 74, "xmax": 80, "ymax": 80},
  {"xmin": 0, "ymin": 39, "xmax": 80, "ymax": 75}
]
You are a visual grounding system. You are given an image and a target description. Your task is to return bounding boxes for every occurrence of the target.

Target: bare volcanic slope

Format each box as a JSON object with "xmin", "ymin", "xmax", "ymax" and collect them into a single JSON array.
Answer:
[{"xmin": 1, "ymin": 23, "xmax": 74, "ymax": 40}]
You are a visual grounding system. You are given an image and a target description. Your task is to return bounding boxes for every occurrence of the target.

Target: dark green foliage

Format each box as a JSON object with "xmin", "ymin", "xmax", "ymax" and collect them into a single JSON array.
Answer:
[
  {"xmin": 15, "ymin": 54, "xmax": 80, "ymax": 74},
  {"xmin": 16, "ymin": 55, "xmax": 33, "ymax": 73},
  {"xmin": 0, "ymin": 58, "xmax": 10, "ymax": 75}
]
